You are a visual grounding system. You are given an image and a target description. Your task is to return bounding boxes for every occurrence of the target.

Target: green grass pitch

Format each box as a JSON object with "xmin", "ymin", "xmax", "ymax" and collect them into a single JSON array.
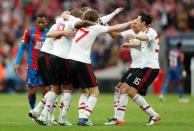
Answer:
[{"xmin": 0, "ymin": 93, "xmax": 194, "ymax": 131}]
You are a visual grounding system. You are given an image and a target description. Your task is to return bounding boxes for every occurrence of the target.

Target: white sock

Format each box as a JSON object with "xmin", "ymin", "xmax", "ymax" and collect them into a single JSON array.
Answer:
[
  {"xmin": 78, "ymin": 94, "xmax": 88, "ymax": 118},
  {"xmin": 59, "ymin": 95, "xmax": 64, "ymax": 121},
  {"xmin": 59, "ymin": 93, "xmax": 72, "ymax": 123},
  {"xmin": 33, "ymin": 92, "xmax": 51, "ymax": 113},
  {"xmin": 113, "ymin": 91, "xmax": 120, "ymax": 118},
  {"xmin": 80, "ymin": 96, "xmax": 97, "ymax": 118},
  {"xmin": 115, "ymin": 94, "xmax": 128, "ymax": 121},
  {"xmin": 38, "ymin": 91, "xmax": 58, "ymax": 121},
  {"xmin": 133, "ymin": 94, "xmax": 157, "ymax": 116}
]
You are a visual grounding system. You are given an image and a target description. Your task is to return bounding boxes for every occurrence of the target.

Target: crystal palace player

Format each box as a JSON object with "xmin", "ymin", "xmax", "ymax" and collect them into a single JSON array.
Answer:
[
  {"xmin": 160, "ymin": 42, "xmax": 188, "ymax": 102},
  {"xmin": 15, "ymin": 14, "xmax": 49, "ymax": 109}
]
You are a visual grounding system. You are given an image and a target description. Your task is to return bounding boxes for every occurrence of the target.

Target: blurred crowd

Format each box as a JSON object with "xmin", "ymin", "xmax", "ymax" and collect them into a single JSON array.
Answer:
[{"xmin": 0, "ymin": 0, "xmax": 194, "ymax": 93}]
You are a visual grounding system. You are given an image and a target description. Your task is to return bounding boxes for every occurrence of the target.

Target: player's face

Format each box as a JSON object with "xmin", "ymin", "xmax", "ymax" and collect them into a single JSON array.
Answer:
[
  {"xmin": 131, "ymin": 22, "xmax": 140, "ymax": 33},
  {"xmin": 36, "ymin": 17, "xmax": 48, "ymax": 30}
]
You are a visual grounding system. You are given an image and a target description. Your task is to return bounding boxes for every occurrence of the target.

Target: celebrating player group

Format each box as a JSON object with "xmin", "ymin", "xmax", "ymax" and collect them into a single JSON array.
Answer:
[{"xmin": 15, "ymin": 7, "xmax": 160, "ymax": 126}]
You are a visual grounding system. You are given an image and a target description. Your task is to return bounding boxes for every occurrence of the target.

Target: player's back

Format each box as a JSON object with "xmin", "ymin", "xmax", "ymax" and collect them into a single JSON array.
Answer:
[
  {"xmin": 169, "ymin": 49, "xmax": 182, "ymax": 68},
  {"xmin": 51, "ymin": 20, "xmax": 76, "ymax": 59},
  {"xmin": 68, "ymin": 24, "xmax": 108, "ymax": 63}
]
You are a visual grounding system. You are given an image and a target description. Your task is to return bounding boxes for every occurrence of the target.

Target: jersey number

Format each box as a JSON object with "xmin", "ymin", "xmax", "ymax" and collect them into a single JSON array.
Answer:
[
  {"xmin": 57, "ymin": 23, "xmax": 65, "ymax": 31},
  {"xmin": 75, "ymin": 28, "xmax": 89, "ymax": 43}
]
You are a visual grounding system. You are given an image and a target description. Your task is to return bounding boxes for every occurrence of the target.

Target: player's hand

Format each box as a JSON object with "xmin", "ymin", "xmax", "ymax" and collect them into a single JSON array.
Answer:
[
  {"xmin": 121, "ymin": 42, "xmax": 130, "ymax": 48},
  {"xmin": 14, "ymin": 65, "xmax": 21, "ymax": 76},
  {"xmin": 131, "ymin": 16, "xmax": 141, "ymax": 23},
  {"xmin": 114, "ymin": 7, "xmax": 124, "ymax": 14},
  {"xmin": 127, "ymin": 34, "xmax": 136, "ymax": 39},
  {"xmin": 63, "ymin": 29, "xmax": 76, "ymax": 37}
]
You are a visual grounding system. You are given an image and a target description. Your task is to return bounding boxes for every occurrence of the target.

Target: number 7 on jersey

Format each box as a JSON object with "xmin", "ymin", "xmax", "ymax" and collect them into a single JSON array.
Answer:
[{"xmin": 75, "ymin": 28, "xmax": 89, "ymax": 43}]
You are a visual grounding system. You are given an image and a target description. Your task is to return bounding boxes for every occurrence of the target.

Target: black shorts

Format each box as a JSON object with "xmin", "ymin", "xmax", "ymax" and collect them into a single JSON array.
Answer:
[
  {"xmin": 38, "ymin": 51, "xmax": 50, "ymax": 86},
  {"xmin": 49, "ymin": 55, "xmax": 70, "ymax": 86},
  {"xmin": 124, "ymin": 68, "xmax": 159, "ymax": 96},
  {"xmin": 69, "ymin": 60, "xmax": 97, "ymax": 89},
  {"xmin": 120, "ymin": 68, "xmax": 139, "ymax": 82}
]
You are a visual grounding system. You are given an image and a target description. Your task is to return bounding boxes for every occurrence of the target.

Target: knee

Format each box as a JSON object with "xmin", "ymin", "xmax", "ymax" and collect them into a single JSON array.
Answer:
[
  {"xmin": 28, "ymin": 88, "xmax": 36, "ymax": 94},
  {"xmin": 51, "ymin": 86, "xmax": 61, "ymax": 95},
  {"xmin": 89, "ymin": 87, "xmax": 100, "ymax": 97},
  {"xmin": 81, "ymin": 88, "xmax": 89, "ymax": 95}
]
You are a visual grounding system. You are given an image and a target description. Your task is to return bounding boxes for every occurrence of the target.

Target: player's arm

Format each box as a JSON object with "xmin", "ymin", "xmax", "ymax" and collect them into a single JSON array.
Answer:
[
  {"xmin": 47, "ymin": 30, "xmax": 75, "ymax": 38},
  {"xmin": 15, "ymin": 28, "xmax": 30, "ymax": 74},
  {"xmin": 100, "ymin": 7, "xmax": 124, "ymax": 25},
  {"xmin": 127, "ymin": 33, "xmax": 148, "ymax": 41},
  {"xmin": 121, "ymin": 41, "xmax": 141, "ymax": 48},
  {"xmin": 127, "ymin": 29, "xmax": 157, "ymax": 42},
  {"xmin": 107, "ymin": 16, "xmax": 140, "ymax": 32},
  {"xmin": 109, "ymin": 31, "xmax": 122, "ymax": 39}
]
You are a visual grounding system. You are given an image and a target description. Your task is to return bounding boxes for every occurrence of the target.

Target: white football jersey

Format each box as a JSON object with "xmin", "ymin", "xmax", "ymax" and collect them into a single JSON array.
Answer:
[
  {"xmin": 140, "ymin": 27, "xmax": 160, "ymax": 69},
  {"xmin": 68, "ymin": 24, "xmax": 108, "ymax": 63},
  {"xmin": 121, "ymin": 29, "xmax": 142, "ymax": 68},
  {"xmin": 50, "ymin": 17, "xmax": 80, "ymax": 59},
  {"xmin": 40, "ymin": 24, "xmax": 57, "ymax": 54}
]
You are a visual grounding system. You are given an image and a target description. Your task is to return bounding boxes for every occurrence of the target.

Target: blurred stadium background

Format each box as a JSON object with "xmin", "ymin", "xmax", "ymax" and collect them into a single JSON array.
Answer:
[{"xmin": 0, "ymin": 0, "xmax": 194, "ymax": 94}]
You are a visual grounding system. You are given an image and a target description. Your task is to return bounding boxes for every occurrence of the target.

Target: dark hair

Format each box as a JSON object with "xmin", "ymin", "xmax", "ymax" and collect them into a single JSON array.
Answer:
[
  {"xmin": 70, "ymin": 8, "xmax": 83, "ymax": 18},
  {"xmin": 81, "ymin": 7, "xmax": 91, "ymax": 12},
  {"xmin": 176, "ymin": 42, "xmax": 182, "ymax": 49},
  {"xmin": 83, "ymin": 9, "xmax": 99, "ymax": 22},
  {"xmin": 139, "ymin": 12, "xmax": 153, "ymax": 26},
  {"xmin": 36, "ymin": 13, "xmax": 47, "ymax": 19}
]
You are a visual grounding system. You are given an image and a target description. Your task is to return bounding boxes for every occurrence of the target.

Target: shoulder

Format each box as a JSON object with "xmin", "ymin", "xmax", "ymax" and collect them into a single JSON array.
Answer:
[{"xmin": 148, "ymin": 28, "xmax": 157, "ymax": 35}]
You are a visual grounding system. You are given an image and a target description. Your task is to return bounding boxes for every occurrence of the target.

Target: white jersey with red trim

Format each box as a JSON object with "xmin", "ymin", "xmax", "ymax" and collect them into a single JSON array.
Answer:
[
  {"xmin": 50, "ymin": 16, "xmax": 80, "ymax": 59},
  {"xmin": 40, "ymin": 24, "xmax": 57, "ymax": 54},
  {"xmin": 140, "ymin": 27, "xmax": 160, "ymax": 69},
  {"xmin": 68, "ymin": 24, "xmax": 108, "ymax": 63},
  {"xmin": 121, "ymin": 29, "xmax": 142, "ymax": 68}
]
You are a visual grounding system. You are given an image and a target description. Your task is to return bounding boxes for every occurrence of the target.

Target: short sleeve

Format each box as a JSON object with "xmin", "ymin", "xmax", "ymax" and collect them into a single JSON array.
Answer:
[
  {"xmin": 49, "ymin": 24, "xmax": 58, "ymax": 32},
  {"xmin": 94, "ymin": 24, "xmax": 108, "ymax": 34},
  {"xmin": 147, "ymin": 29, "xmax": 157, "ymax": 42},
  {"xmin": 55, "ymin": 16, "xmax": 64, "ymax": 24}
]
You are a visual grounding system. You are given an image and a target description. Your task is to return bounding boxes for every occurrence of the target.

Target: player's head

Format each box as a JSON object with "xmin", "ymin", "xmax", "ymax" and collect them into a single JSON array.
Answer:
[
  {"xmin": 81, "ymin": 7, "xmax": 91, "ymax": 13},
  {"xmin": 82, "ymin": 9, "xmax": 99, "ymax": 22},
  {"xmin": 136, "ymin": 12, "xmax": 153, "ymax": 30},
  {"xmin": 35, "ymin": 13, "xmax": 48, "ymax": 30},
  {"xmin": 70, "ymin": 8, "xmax": 83, "ymax": 19},
  {"xmin": 131, "ymin": 23, "xmax": 141, "ymax": 33},
  {"xmin": 176, "ymin": 42, "xmax": 182, "ymax": 49}
]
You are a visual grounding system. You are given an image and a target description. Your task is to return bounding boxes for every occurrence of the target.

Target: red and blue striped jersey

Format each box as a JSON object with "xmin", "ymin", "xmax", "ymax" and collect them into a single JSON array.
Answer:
[
  {"xmin": 169, "ymin": 49, "xmax": 184, "ymax": 68},
  {"xmin": 16, "ymin": 25, "xmax": 49, "ymax": 69}
]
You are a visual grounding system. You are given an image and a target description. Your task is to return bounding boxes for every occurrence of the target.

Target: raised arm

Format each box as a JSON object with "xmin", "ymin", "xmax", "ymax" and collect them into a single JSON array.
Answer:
[{"xmin": 100, "ymin": 7, "xmax": 124, "ymax": 24}]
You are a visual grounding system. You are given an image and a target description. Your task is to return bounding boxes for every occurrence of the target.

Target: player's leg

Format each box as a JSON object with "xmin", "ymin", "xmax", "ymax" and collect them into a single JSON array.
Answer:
[
  {"xmin": 78, "ymin": 88, "xmax": 89, "ymax": 118},
  {"xmin": 28, "ymin": 86, "xmax": 37, "ymax": 109},
  {"xmin": 75, "ymin": 62, "xmax": 98, "ymax": 126},
  {"xmin": 58, "ymin": 84, "xmax": 73, "ymax": 126},
  {"xmin": 104, "ymin": 68, "xmax": 135, "ymax": 125},
  {"xmin": 27, "ymin": 69, "xmax": 46, "ymax": 109},
  {"xmin": 30, "ymin": 52, "xmax": 50, "ymax": 116},
  {"xmin": 115, "ymin": 68, "xmax": 160, "ymax": 126},
  {"xmin": 78, "ymin": 86, "xmax": 99, "ymax": 126},
  {"xmin": 160, "ymin": 68, "xmax": 172, "ymax": 101},
  {"xmin": 36, "ymin": 55, "xmax": 63, "ymax": 125}
]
